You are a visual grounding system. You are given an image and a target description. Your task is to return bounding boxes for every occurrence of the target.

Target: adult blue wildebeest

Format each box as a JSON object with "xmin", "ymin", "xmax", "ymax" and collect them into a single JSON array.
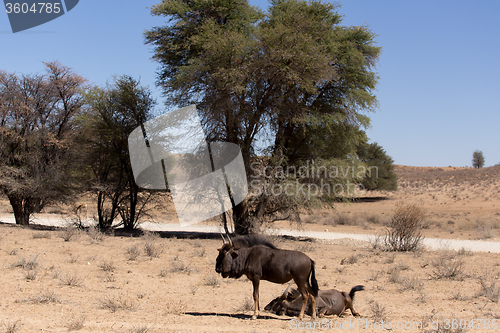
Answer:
[
  {"xmin": 215, "ymin": 235, "xmax": 319, "ymax": 320},
  {"xmin": 265, "ymin": 285, "xmax": 365, "ymax": 318}
]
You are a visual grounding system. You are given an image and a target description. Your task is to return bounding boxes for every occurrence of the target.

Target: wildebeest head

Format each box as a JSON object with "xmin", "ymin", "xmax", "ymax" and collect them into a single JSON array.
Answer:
[
  {"xmin": 215, "ymin": 234, "xmax": 276, "ymax": 278},
  {"xmin": 215, "ymin": 235, "xmax": 235, "ymax": 278}
]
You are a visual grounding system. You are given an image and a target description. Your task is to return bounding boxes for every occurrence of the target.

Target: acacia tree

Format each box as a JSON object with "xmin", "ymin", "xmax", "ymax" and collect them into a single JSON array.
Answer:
[
  {"xmin": 0, "ymin": 62, "xmax": 86, "ymax": 225},
  {"xmin": 472, "ymin": 150, "xmax": 485, "ymax": 169},
  {"xmin": 145, "ymin": 0, "xmax": 380, "ymax": 234},
  {"xmin": 81, "ymin": 76, "xmax": 158, "ymax": 230},
  {"xmin": 357, "ymin": 141, "xmax": 398, "ymax": 191}
]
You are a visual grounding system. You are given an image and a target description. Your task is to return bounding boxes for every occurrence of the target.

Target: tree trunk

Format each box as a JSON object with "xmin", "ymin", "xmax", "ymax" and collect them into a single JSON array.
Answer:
[
  {"xmin": 123, "ymin": 183, "xmax": 138, "ymax": 230},
  {"xmin": 233, "ymin": 199, "xmax": 252, "ymax": 235},
  {"xmin": 8, "ymin": 194, "xmax": 32, "ymax": 225}
]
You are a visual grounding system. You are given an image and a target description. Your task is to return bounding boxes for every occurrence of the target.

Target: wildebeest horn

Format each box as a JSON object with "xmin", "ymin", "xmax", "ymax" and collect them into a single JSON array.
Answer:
[
  {"xmin": 228, "ymin": 236, "xmax": 233, "ymax": 247},
  {"xmin": 221, "ymin": 234, "xmax": 227, "ymax": 244},
  {"xmin": 282, "ymin": 283, "xmax": 292, "ymax": 297}
]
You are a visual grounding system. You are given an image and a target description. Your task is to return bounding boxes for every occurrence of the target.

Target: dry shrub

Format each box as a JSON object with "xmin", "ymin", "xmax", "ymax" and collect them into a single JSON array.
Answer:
[
  {"xmin": 477, "ymin": 275, "xmax": 500, "ymax": 302},
  {"xmin": 98, "ymin": 260, "xmax": 115, "ymax": 272},
  {"xmin": 29, "ymin": 290, "xmax": 60, "ymax": 304},
  {"xmin": 129, "ymin": 326, "xmax": 151, "ymax": 333},
  {"xmin": 2, "ymin": 320, "xmax": 21, "ymax": 333},
  {"xmin": 384, "ymin": 203, "xmax": 425, "ymax": 252},
  {"xmin": 170, "ymin": 257, "xmax": 193, "ymax": 275},
  {"xmin": 98, "ymin": 295, "xmax": 135, "ymax": 312},
  {"xmin": 12, "ymin": 254, "xmax": 39, "ymax": 270},
  {"xmin": 368, "ymin": 300, "xmax": 388, "ymax": 322},
  {"xmin": 399, "ymin": 276, "xmax": 424, "ymax": 292},
  {"xmin": 24, "ymin": 269, "xmax": 37, "ymax": 281},
  {"xmin": 59, "ymin": 227, "xmax": 79, "ymax": 242},
  {"xmin": 430, "ymin": 253, "xmax": 465, "ymax": 280},
  {"xmin": 165, "ymin": 300, "xmax": 187, "ymax": 315},
  {"xmin": 340, "ymin": 254, "xmax": 358, "ymax": 265},
  {"xmin": 60, "ymin": 273, "xmax": 84, "ymax": 287},
  {"xmin": 142, "ymin": 232, "xmax": 162, "ymax": 258},
  {"xmin": 204, "ymin": 274, "xmax": 221, "ymax": 287},
  {"xmin": 32, "ymin": 232, "xmax": 51, "ymax": 239},
  {"xmin": 87, "ymin": 225, "xmax": 105, "ymax": 243},
  {"xmin": 66, "ymin": 315, "xmax": 86, "ymax": 331},
  {"xmin": 474, "ymin": 219, "xmax": 495, "ymax": 240},
  {"xmin": 235, "ymin": 297, "xmax": 254, "ymax": 312},
  {"xmin": 125, "ymin": 245, "xmax": 141, "ymax": 261}
]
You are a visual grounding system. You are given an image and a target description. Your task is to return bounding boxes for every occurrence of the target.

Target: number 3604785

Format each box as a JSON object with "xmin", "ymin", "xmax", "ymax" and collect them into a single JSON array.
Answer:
[{"xmin": 5, "ymin": 3, "xmax": 62, "ymax": 14}]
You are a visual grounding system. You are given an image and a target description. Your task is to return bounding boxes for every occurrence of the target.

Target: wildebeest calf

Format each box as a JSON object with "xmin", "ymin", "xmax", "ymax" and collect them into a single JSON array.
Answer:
[
  {"xmin": 215, "ymin": 236, "xmax": 319, "ymax": 320},
  {"xmin": 265, "ymin": 285, "xmax": 364, "ymax": 318}
]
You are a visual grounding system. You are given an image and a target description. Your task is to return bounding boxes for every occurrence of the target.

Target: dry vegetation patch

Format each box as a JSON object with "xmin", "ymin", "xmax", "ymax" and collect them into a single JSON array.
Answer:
[{"xmin": 0, "ymin": 223, "xmax": 499, "ymax": 332}]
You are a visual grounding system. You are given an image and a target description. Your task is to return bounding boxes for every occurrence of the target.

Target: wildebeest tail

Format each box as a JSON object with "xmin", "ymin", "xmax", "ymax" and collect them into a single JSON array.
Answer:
[
  {"xmin": 309, "ymin": 260, "xmax": 319, "ymax": 297},
  {"xmin": 349, "ymin": 285, "xmax": 365, "ymax": 300}
]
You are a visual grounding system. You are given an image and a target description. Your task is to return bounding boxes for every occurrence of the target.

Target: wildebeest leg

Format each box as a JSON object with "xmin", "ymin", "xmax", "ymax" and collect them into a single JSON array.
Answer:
[
  {"xmin": 296, "ymin": 283, "xmax": 309, "ymax": 321},
  {"xmin": 251, "ymin": 278, "xmax": 260, "ymax": 319},
  {"xmin": 310, "ymin": 292, "xmax": 317, "ymax": 320},
  {"xmin": 348, "ymin": 303, "xmax": 360, "ymax": 316}
]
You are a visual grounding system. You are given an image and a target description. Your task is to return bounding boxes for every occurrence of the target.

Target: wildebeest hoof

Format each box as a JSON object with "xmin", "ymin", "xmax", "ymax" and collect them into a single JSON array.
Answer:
[{"xmin": 251, "ymin": 315, "xmax": 258, "ymax": 320}]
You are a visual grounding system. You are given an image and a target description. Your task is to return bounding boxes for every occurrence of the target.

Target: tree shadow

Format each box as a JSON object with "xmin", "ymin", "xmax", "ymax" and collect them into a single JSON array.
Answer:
[{"xmin": 351, "ymin": 196, "xmax": 391, "ymax": 203}]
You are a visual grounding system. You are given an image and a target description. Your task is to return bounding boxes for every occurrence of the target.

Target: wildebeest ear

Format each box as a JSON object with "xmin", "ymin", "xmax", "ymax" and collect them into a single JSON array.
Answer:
[{"xmin": 230, "ymin": 250, "xmax": 239, "ymax": 259}]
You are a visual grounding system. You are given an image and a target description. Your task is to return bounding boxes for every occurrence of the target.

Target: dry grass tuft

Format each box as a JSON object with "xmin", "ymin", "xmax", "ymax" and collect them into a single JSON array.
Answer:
[
  {"xmin": 87, "ymin": 225, "xmax": 105, "ymax": 243},
  {"xmin": 125, "ymin": 245, "xmax": 141, "ymax": 261},
  {"xmin": 11, "ymin": 254, "xmax": 39, "ymax": 270},
  {"xmin": 142, "ymin": 232, "xmax": 162, "ymax": 258},
  {"xmin": 430, "ymin": 253, "xmax": 465, "ymax": 280},
  {"xmin": 98, "ymin": 295, "xmax": 136, "ymax": 312},
  {"xmin": 98, "ymin": 260, "xmax": 115, "ymax": 272},
  {"xmin": 235, "ymin": 296, "xmax": 254, "ymax": 312},
  {"xmin": 65, "ymin": 315, "xmax": 86, "ymax": 331},
  {"xmin": 60, "ymin": 273, "xmax": 84, "ymax": 287},
  {"xmin": 32, "ymin": 232, "xmax": 51, "ymax": 239},
  {"xmin": 477, "ymin": 275, "xmax": 500, "ymax": 302},
  {"xmin": 29, "ymin": 290, "xmax": 60, "ymax": 304},
  {"xmin": 24, "ymin": 269, "xmax": 37, "ymax": 281},
  {"xmin": 1, "ymin": 320, "xmax": 21, "ymax": 333},
  {"xmin": 368, "ymin": 300, "xmax": 388, "ymax": 322},
  {"xmin": 129, "ymin": 325, "xmax": 151, "ymax": 333},
  {"xmin": 204, "ymin": 274, "xmax": 221, "ymax": 287},
  {"xmin": 59, "ymin": 227, "xmax": 79, "ymax": 242}
]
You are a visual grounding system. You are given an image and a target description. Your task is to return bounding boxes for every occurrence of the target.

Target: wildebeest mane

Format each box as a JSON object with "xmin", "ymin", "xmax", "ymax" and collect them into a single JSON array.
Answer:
[{"xmin": 231, "ymin": 235, "xmax": 277, "ymax": 249}]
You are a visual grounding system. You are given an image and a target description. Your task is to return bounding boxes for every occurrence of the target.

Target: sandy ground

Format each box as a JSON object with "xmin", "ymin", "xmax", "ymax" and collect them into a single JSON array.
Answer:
[
  {"xmin": 1, "ymin": 223, "xmax": 500, "ymax": 333},
  {"xmin": 1, "ymin": 165, "xmax": 500, "ymax": 332}
]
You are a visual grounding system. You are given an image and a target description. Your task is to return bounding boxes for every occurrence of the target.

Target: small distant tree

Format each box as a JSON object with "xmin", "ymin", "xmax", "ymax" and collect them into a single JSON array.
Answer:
[{"xmin": 472, "ymin": 150, "xmax": 485, "ymax": 169}]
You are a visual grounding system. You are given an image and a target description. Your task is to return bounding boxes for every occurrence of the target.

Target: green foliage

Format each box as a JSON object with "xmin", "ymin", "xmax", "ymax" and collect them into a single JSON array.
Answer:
[
  {"xmin": 472, "ymin": 150, "xmax": 485, "ymax": 169},
  {"xmin": 357, "ymin": 141, "xmax": 398, "ymax": 191},
  {"xmin": 145, "ymin": 0, "xmax": 381, "ymax": 233}
]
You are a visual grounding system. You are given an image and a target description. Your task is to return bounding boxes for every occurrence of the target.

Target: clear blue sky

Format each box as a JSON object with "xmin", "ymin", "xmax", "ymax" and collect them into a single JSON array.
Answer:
[{"xmin": 1, "ymin": 0, "xmax": 499, "ymax": 167}]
